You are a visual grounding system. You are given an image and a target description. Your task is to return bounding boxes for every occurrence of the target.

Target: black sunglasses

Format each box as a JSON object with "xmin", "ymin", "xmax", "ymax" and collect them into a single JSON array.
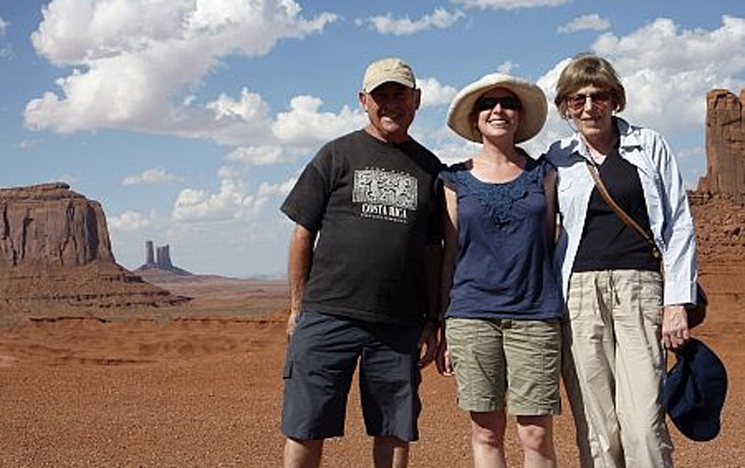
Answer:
[{"xmin": 474, "ymin": 96, "xmax": 522, "ymax": 112}]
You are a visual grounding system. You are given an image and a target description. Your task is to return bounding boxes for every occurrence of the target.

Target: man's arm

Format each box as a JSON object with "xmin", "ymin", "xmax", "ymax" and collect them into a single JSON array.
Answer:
[
  {"xmin": 418, "ymin": 240, "xmax": 442, "ymax": 368},
  {"xmin": 286, "ymin": 223, "xmax": 317, "ymax": 339},
  {"xmin": 434, "ymin": 186, "xmax": 458, "ymax": 375}
]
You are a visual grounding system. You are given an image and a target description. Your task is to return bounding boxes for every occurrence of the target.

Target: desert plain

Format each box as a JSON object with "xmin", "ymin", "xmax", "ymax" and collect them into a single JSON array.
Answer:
[{"xmin": 0, "ymin": 264, "xmax": 742, "ymax": 468}]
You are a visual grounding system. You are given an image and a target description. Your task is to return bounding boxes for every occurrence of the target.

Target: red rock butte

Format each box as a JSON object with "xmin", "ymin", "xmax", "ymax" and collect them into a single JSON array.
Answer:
[
  {"xmin": 690, "ymin": 88, "xmax": 745, "ymax": 266},
  {"xmin": 698, "ymin": 89, "xmax": 745, "ymax": 202},
  {"xmin": 0, "ymin": 182, "xmax": 187, "ymax": 312}
]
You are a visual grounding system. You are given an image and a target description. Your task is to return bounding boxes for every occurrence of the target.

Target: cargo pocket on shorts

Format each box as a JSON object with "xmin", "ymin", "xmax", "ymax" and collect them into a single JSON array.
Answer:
[{"xmin": 283, "ymin": 348, "xmax": 293, "ymax": 379}]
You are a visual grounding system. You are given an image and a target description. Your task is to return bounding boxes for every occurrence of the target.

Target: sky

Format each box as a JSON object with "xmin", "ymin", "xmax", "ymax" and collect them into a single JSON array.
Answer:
[{"xmin": 1, "ymin": 0, "xmax": 744, "ymax": 278}]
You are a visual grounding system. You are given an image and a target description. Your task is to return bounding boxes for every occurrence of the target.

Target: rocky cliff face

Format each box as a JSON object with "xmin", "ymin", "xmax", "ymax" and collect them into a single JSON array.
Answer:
[
  {"xmin": 0, "ymin": 183, "xmax": 188, "ymax": 311},
  {"xmin": 689, "ymin": 192, "xmax": 745, "ymax": 267},
  {"xmin": 692, "ymin": 88, "xmax": 745, "ymax": 266},
  {"xmin": 698, "ymin": 89, "xmax": 745, "ymax": 202},
  {"xmin": 0, "ymin": 182, "xmax": 114, "ymax": 268}
]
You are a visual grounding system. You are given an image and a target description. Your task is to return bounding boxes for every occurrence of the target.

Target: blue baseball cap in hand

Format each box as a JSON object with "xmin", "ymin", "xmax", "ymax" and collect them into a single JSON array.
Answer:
[{"xmin": 663, "ymin": 338, "xmax": 728, "ymax": 442}]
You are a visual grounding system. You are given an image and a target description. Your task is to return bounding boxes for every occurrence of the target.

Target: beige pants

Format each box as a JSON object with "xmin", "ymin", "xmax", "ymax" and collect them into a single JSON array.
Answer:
[{"xmin": 563, "ymin": 270, "xmax": 674, "ymax": 468}]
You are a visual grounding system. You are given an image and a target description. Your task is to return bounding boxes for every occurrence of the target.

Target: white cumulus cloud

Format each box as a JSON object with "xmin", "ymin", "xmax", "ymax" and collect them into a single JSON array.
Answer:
[
  {"xmin": 366, "ymin": 8, "xmax": 465, "ymax": 36},
  {"xmin": 592, "ymin": 16, "xmax": 745, "ymax": 135},
  {"xmin": 273, "ymin": 96, "xmax": 363, "ymax": 146},
  {"xmin": 108, "ymin": 210, "xmax": 151, "ymax": 232},
  {"xmin": 226, "ymin": 145, "xmax": 290, "ymax": 166},
  {"xmin": 172, "ymin": 175, "xmax": 249, "ymax": 223},
  {"xmin": 15, "ymin": 139, "xmax": 39, "ymax": 149},
  {"xmin": 122, "ymin": 168, "xmax": 181, "ymax": 185},
  {"xmin": 170, "ymin": 165, "xmax": 298, "ymax": 224},
  {"xmin": 0, "ymin": 16, "xmax": 10, "ymax": 58},
  {"xmin": 24, "ymin": 0, "xmax": 337, "ymax": 138},
  {"xmin": 217, "ymin": 94, "xmax": 364, "ymax": 166},
  {"xmin": 451, "ymin": 0, "xmax": 570, "ymax": 10},
  {"xmin": 558, "ymin": 14, "xmax": 611, "ymax": 34},
  {"xmin": 250, "ymin": 178, "xmax": 298, "ymax": 212},
  {"xmin": 418, "ymin": 77, "xmax": 458, "ymax": 108}
]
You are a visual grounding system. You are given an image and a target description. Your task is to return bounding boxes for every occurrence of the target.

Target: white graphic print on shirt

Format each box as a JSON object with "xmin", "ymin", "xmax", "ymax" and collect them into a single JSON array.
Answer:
[{"xmin": 353, "ymin": 168, "xmax": 417, "ymax": 223}]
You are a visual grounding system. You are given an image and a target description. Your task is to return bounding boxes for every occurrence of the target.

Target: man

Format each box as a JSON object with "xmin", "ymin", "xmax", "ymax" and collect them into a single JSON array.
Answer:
[{"xmin": 280, "ymin": 57, "xmax": 443, "ymax": 468}]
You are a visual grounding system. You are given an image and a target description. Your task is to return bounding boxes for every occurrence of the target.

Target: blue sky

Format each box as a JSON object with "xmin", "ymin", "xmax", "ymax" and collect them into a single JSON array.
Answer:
[{"xmin": 1, "ymin": 0, "xmax": 744, "ymax": 278}]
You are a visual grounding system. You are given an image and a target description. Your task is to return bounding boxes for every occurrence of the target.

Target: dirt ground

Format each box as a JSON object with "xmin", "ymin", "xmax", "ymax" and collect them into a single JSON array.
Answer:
[{"xmin": 0, "ymin": 268, "xmax": 742, "ymax": 467}]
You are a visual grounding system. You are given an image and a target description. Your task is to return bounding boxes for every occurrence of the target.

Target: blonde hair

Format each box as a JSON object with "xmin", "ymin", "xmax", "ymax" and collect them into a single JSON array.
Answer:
[{"xmin": 554, "ymin": 53, "xmax": 626, "ymax": 119}]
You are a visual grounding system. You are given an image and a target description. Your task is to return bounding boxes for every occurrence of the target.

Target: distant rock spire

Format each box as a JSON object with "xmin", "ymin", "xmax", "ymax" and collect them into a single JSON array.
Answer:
[
  {"xmin": 698, "ymin": 88, "xmax": 745, "ymax": 203},
  {"xmin": 689, "ymin": 88, "xmax": 745, "ymax": 266},
  {"xmin": 156, "ymin": 245, "xmax": 173, "ymax": 269},
  {"xmin": 145, "ymin": 241, "xmax": 155, "ymax": 265},
  {"xmin": 136, "ymin": 241, "xmax": 192, "ymax": 276}
]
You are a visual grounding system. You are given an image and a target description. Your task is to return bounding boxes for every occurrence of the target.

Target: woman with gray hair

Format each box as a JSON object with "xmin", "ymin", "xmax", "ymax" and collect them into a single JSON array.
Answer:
[{"xmin": 544, "ymin": 53, "xmax": 699, "ymax": 467}]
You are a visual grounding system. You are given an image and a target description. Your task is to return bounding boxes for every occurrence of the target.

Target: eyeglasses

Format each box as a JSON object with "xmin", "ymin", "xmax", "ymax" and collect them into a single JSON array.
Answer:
[
  {"xmin": 566, "ymin": 91, "xmax": 612, "ymax": 111},
  {"xmin": 474, "ymin": 96, "xmax": 522, "ymax": 112}
]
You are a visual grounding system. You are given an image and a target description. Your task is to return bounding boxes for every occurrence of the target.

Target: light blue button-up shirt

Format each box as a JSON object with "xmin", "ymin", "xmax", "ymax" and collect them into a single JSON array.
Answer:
[{"xmin": 544, "ymin": 117, "xmax": 698, "ymax": 306}]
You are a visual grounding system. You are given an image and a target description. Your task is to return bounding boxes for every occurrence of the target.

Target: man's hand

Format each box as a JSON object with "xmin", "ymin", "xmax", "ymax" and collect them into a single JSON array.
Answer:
[
  {"xmin": 418, "ymin": 322, "xmax": 439, "ymax": 368},
  {"xmin": 286, "ymin": 310, "xmax": 300, "ymax": 341}
]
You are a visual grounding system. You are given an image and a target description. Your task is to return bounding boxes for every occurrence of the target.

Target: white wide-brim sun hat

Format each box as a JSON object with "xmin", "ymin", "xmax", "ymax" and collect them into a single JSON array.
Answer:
[{"xmin": 447, "ymin": 73, "xmax": 548, "ymax": 144}]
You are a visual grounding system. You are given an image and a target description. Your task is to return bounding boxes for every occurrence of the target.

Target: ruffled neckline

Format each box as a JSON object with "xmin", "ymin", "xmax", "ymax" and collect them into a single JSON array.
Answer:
[{"xmin": 456, "ymin": 158, "xmax": 540, "ymax": 225}]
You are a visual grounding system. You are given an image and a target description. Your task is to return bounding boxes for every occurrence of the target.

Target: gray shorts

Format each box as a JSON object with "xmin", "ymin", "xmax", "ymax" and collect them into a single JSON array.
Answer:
[
  {"xmin": 281, "ymin": 311, "xmax": 422, "ymax": 441},
  {"xmin": 446, "ymin": 317, "xmax": 561, "ymax": 416}
]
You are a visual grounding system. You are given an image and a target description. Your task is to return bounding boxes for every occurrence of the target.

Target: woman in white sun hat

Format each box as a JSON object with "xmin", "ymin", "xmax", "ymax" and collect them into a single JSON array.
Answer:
[{"xmin": 435, "ymin": 72, "xmax": 564, "ymax": 468}]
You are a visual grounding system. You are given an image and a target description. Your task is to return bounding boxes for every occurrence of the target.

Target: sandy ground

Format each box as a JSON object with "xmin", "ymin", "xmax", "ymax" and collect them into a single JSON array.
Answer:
[{"xmin": 0, "ymin": 268, "xmax": 743, "ymax": 468}]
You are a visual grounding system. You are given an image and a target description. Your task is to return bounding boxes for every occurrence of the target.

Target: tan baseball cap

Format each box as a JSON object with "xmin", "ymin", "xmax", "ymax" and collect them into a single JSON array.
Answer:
[{"xmin": 362, "ymin": 57, "xmax": 416, "ymax": 93}]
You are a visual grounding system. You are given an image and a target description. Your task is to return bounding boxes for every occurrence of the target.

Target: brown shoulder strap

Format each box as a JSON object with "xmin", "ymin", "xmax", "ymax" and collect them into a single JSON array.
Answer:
[{"xmin": 584, "ymin": 160, "xmax": 659, "ymax": 255}]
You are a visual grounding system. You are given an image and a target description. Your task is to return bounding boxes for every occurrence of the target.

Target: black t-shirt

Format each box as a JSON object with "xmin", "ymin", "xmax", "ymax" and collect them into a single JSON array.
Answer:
[
  {"xmin": 574, "ymin": 146, "xmax": 660, "ymax": 272},
  {"xmin": 281, "ymin": 129, "xmax": 444, "ymax": 325}
]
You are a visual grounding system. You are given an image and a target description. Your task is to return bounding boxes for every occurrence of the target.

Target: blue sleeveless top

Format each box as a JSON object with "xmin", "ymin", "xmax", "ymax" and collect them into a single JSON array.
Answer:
[{"xmin": 440, "ymin": 156, "xmax": 564, "ymax": 320}]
